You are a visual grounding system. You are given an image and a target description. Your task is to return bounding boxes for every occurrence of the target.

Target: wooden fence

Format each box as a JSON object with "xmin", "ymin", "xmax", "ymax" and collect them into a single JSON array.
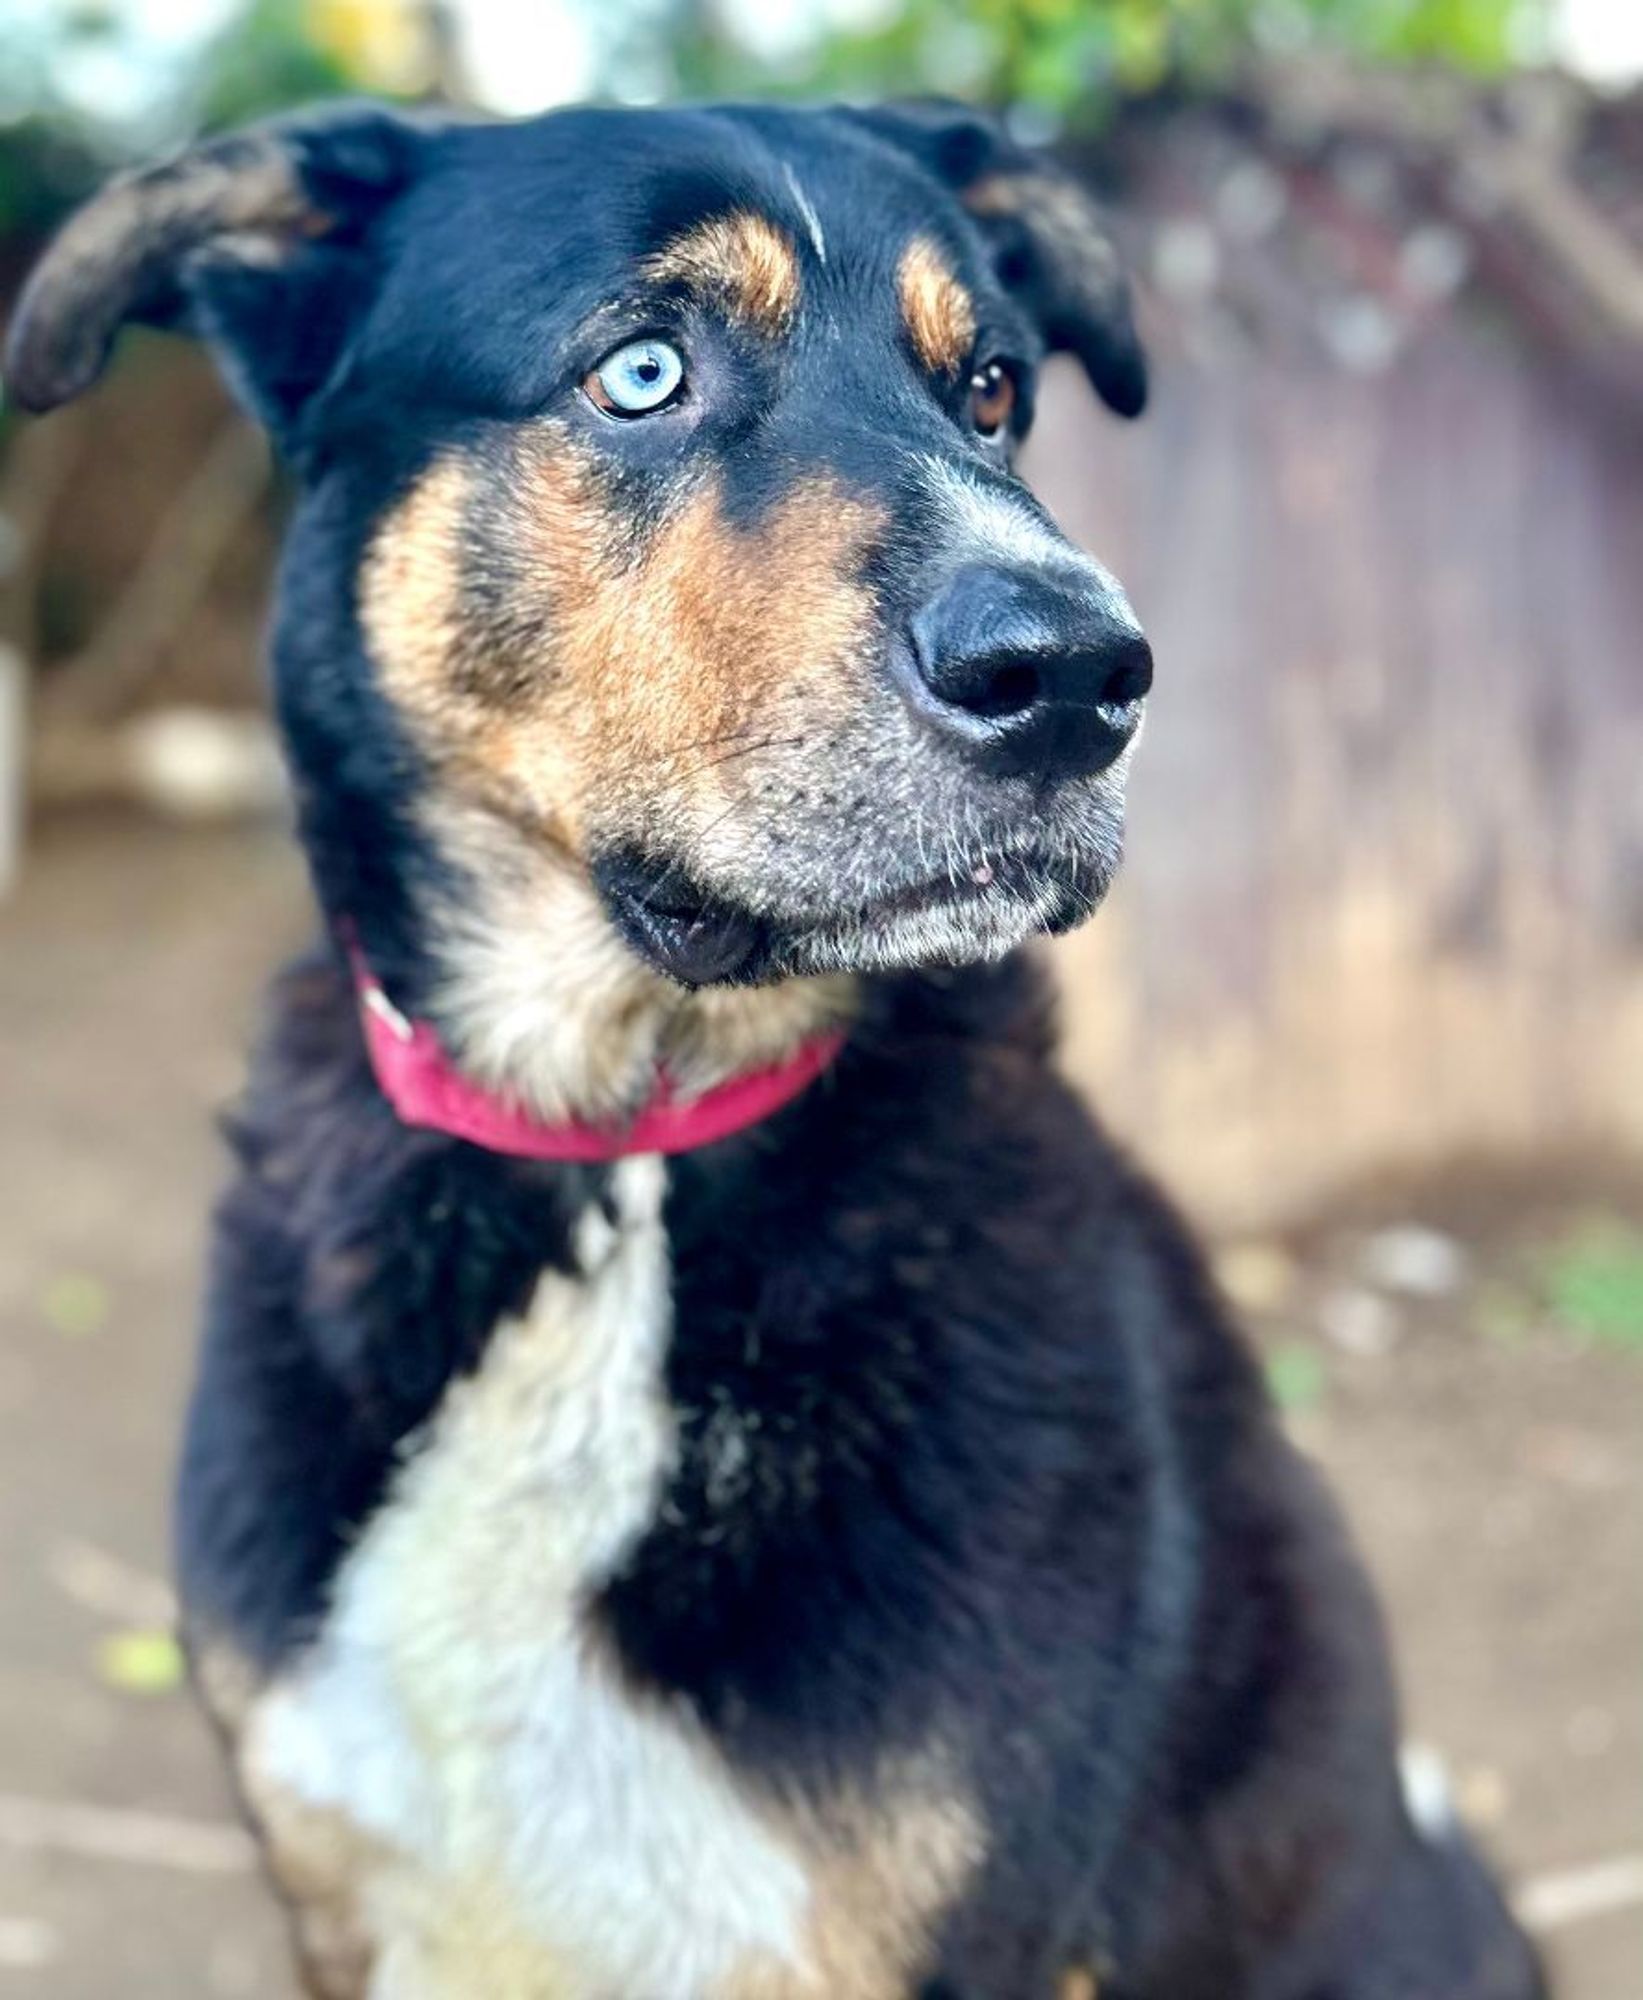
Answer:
[{"xmin": 1035, "ymin": 319, "xmax": 1643, "ymax": 1224}]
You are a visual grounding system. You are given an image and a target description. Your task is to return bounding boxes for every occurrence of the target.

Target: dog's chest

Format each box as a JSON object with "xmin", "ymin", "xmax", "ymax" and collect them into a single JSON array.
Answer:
[{"xmin": 239, "ymin": 1157, "xmax": 818, "ymax": 1999}]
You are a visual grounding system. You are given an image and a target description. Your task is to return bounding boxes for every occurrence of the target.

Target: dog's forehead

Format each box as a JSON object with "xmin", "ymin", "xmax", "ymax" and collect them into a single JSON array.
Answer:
[
  {"xmin": 466, "ymin": 104, "xmax": 961, "ymax": 239},
  {"xmin": 380, "ymin": 105, "xmax": 991, "ymax": 349}
]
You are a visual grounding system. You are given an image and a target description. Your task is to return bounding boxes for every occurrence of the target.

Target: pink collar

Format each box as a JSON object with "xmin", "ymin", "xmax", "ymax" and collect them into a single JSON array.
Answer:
[{"xmin": 352, "ymin": 952, "xmax": 845, "ymax": 1163}]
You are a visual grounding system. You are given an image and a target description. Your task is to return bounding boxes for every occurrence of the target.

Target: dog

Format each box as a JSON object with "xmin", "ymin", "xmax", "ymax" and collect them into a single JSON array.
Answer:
[{"xmin": 5, "ymin": 98, "xmax": 1545, "ymax": 2000}]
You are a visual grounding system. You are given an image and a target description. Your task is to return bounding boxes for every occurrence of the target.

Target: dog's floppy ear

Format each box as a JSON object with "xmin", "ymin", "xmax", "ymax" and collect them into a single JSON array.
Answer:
[
  {"xmin": 2, "ymin": 102, "xmax": 427, "ymax": 442},
  {"xmin": 852, "ymin": 101, "xmax": 1147, "ymax": 419}
]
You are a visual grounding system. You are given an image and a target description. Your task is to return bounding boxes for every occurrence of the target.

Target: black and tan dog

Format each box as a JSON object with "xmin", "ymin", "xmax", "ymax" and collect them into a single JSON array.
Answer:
[{"xmin": 6, "ymin": 100, "xmax": 1542, "ymax": 1999}]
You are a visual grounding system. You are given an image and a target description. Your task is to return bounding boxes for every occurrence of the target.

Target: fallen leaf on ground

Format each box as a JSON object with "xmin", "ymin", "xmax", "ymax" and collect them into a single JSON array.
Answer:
[
  {"xmin": 1266, "ymin": 1344, "xmax": 1327, "ymax": 1412},
  {"xmin": 96, "ymin": 1628, "xmax": 186, "ymax": 1697},
  {"xmin": 1539, "ymin": 1222, "xmax": 1643, "ymax": 1352},
  {"xmin": 41, "ymin": 1273, "xmax": 109, "ymax": 1338}
]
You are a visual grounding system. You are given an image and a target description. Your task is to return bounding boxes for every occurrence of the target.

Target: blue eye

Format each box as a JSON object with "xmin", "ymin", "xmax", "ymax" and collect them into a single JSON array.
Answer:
[{"xmin": 587, "ymin": 337, "xmax": 685, "ymax": 416}]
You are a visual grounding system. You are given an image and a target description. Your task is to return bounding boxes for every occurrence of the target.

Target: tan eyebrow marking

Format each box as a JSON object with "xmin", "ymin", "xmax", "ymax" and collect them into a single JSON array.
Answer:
[
  {"xmin": 897, "ymin": 237, "xmax": 977, "ymax": 377},
  {"xmin": 645, "ymin": 211, "xmax": 800, "ymax": 335}
]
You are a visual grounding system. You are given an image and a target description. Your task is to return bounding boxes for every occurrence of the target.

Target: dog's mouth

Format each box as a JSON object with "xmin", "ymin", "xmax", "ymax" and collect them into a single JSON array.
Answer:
[
  {"xmin": 592, "ymin": 844, "xmax": 1112, "ymax": 988},
  {"xmin": 593, "ymin": 854, "xmax": 772, "ymax": 987}
]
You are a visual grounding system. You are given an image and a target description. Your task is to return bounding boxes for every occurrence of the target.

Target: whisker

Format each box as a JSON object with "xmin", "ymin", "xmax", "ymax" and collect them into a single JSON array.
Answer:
[
  {"xmin": 627, "ymin": 729, "xmax": 811, "ymax": 786},
  {"xmin": 676, "ymin": 733, "xmax": 808, "ymax": 779}
]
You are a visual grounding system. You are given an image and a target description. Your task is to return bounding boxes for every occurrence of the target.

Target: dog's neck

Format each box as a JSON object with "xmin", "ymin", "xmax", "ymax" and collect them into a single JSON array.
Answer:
[{"xmin": 408, "ymin": 804, "xmax": 857, "ymax": 1130}]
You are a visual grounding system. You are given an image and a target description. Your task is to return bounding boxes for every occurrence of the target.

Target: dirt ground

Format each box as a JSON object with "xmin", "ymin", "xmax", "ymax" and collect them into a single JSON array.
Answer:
[{"xmin": 0, "ymin": 813, "xmax": 1638, "ymax": 1998}]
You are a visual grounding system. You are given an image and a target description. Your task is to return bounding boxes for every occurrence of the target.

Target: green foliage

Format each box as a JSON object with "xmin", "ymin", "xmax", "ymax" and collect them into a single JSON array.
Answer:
[
  {"xmin": 633, "ymin": 0, "xmax": 1536, "ymax": 114},
  {"xmin": 1539, "ymin": 1221, "xmax": 1643, "ymax": 1353},
  {"xmin": 0, "ymin": 0, "xmax": 398, "ymax": 255},
  {"xmin": 1480, "ymin": 1217, "xmax": 1643, "ymax": 1355},
  {"xmin": 1314, "ymin": 0, "xmax": 1528, "ymax": 67},
  {"xmin": 1266, "ymin": 1342, "xmax": 1328, "ymax": 1412},
  {"xmin": 0, "ymin": 0, "xmax": 1542, "ymax": 244},
  {"xmin": 0, "ymin": 119, "xmax": 105, "ymax": 242},
  {"xmin": 189, "ymin": 0, "xmax": 356, "ymax": 134}
]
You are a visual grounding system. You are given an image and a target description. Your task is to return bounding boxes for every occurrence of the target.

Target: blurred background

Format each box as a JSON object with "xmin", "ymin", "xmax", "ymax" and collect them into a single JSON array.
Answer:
[{"xmin": 1, "ymin": 0, "xmax": 1640, "ymax": 1993}]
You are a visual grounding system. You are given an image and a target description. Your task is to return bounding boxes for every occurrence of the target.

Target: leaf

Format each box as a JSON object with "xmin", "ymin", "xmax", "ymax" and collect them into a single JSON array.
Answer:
[
  {"xmin": 96, "ymin": 1628, "xmax": 186, "ymax": 1697},
  {"xmin": 1540, "ymin": 1222, "xmax": 1643, "ymax": 1353},
  {"xmin": 41, "ymin": 1273, "xmax": 109, "ymax": 1338},
  {"xmin": 1267, "ymin": 1343, "xmax": 1327, "ymax": 1412}
]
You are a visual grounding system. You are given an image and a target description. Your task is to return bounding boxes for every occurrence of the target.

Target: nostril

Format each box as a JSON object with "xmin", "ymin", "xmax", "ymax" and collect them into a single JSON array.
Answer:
[
  {"xmin": 1100, "ymin": 632, "xmax": 1154, "ymax": 710},
  {"xmin": 967, "ymin": 658, "xmax": 1042, "ymax": 721},
  {"xmin": 906, "ymin": 607, "xmax": 1049, "ymax": 725}
]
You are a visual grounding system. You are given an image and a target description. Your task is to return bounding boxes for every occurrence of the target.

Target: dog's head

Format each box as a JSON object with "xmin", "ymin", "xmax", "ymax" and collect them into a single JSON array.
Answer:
[{"xmin": 7, "ymin": 99, "xmax": 1149, "ymax": 1051}]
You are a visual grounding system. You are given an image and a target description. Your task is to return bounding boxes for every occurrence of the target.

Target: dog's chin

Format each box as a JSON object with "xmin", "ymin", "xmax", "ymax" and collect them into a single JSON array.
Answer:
[{"xmin": 592, "ymin": 844, "xmax": 1120, "ymax": 989}]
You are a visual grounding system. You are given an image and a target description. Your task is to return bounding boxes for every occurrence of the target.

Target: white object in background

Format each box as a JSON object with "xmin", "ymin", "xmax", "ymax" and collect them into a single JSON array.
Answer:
[
  {"xmin": 1361, "ymin": 1225, "xmax": 1471, "ymax": 1299},
  {"xmin": 1555, "ymin": 0, "xmax": 1643, "ymax": 85},
  {"xmin": 0, "ymin": 645, "xmax": 23, "ymax": 899},
  {"xmin": 118, "ymin": 706, "xmax": 287, "ymax": 821}
]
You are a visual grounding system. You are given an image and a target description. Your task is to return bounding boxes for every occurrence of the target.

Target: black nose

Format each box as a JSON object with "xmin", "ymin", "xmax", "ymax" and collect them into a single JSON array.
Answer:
[{"xmin": 902, "ymin": 564, "xmax": 1153, "ymax": 779}]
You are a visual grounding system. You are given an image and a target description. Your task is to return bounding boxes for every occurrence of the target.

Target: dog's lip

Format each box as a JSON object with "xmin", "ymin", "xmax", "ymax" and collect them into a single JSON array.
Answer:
[
  {"xmin": 764, "ymin": 844, "xmax": 1083, "ymax": 932},
  {"xmin": 594, "ymin": 842, "xmax": 1101, "ymax": 984},
  {"xmin": 592, "ymin": 854, "xmax": 769, "ymax": 988},
  {"xmin": 855, "ymin": 848, "xmax": 1059, "ymax": 917}
]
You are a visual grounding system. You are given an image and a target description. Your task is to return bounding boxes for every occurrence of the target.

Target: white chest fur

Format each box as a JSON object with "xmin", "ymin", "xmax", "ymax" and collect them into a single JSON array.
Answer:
[{"xmin": 241, "ymin": 1156, "xmax": 813, "ymax": 2000}]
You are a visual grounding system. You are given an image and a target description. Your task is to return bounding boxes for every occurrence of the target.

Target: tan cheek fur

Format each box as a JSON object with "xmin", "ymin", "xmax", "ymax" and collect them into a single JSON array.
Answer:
[
  {"xmin": 506, "ymin": 435, "xmax": 884, "ymax": 839},
  {"xmin": 358, "ymin": 453, "xmax": 592, "ymax": 846},
  {"xmin": 359, "ymin": 433, "xmax": 885, "ymax": 854},
  {"xmin": 358, "ymin": 444, "xmax": 871, "ymax": 1120},
  {"xmin": 897, "ymin": 237, "xmax": 977, "ymax": 378}
]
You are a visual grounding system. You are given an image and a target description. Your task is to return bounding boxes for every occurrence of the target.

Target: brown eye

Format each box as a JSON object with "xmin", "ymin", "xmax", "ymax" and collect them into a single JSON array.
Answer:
[{"xmin": 969, "ymin": 360, "xmax": 1016, "ymax": 438}]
